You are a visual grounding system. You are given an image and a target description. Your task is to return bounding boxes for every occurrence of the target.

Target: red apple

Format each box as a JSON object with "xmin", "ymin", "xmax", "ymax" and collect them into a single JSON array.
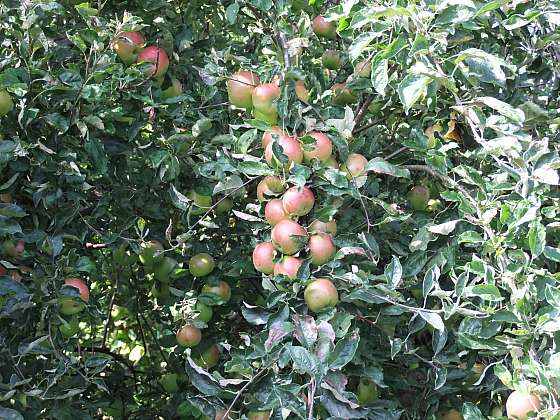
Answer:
[
  {"xmin": 137, "ymin": 46, "xmax": 169, "ymax": 78},
  {"xmin": 252, "ymin": 242, "xmax": 275, "ymax": 274},
  {"xmin": 303, "ymin": 132, "xmax": 333, "ymax": 162},
  {"xmin": 304, "ymin": 278, "xmax": 338, "ymax": 312},
  {"xmin": 112, "ymin": 31, "xmax": 145, "ymax": 65},
  {"xmin": 342, "ymin": 153, "xmax": 368, "ymax": 177},
  {"xmin": 506, "ymin": 390, "xmax": 542, "ymax": 420},
  {"xmin": 60, "ymin": 278, "xmax": 90, "ymax": 315},
  {"xmin": 227, "ymin": 70, "xmax": 260, "ymax": 110},
  {"xmin": 257, "ymin": 176, "xmax": 284, "ymax": 202},
  {"xmin": 252, "ymin": 83, "xmax": 281, "ymax": 125},
  {"xmin": 271, "ymin": 219, "xmax": 307, "ymax": 255},
  {"xmin": 312, "ymin": 16, "xmax": 337, "ymax": 39},
  {"xmin": 265, "ymin": 199, "xmax": 289, "ymax": 226},
  {"xmin": 273, "ymin": 256, "xmax": 302, "ymax": 280},
  {"xmin": 309, "ymin": 219, "xmax": 337, "ymax": 236},
  {"xmin": 309, "ymin": 233, "xmax": 336, "ymax": 265},
  {"xmin": 282, "ymin": 186, "xmax": 315, "ymax": 217},
  {"xmin": 176, "ymin": 325, "xmax": 202, "ymax": 347},
  {"xmin": 264, "ymin": 134, "xmax": 303, "ymax": 169}
]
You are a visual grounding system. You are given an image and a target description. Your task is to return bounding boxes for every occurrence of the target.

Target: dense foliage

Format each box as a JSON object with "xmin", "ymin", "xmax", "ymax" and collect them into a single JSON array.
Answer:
[{"xmin": 0, "ymin": 0, "xmax": 559, "ymax": 419}]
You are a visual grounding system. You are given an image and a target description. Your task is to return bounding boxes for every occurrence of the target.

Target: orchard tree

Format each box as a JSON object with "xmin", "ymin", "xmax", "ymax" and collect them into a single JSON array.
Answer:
[{"xmin": 0, "ymin": 0, "xmax": 559, "ymax": 419}]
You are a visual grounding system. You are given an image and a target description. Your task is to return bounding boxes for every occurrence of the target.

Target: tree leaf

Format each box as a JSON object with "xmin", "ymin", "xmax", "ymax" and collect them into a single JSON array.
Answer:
[
  {"xmin": 398, "ymin": 74, "xmax": 431, "ymax": 114},
  {"xmin": 328, "ymin": 330, "xmax": 360, "ymax": 369}
]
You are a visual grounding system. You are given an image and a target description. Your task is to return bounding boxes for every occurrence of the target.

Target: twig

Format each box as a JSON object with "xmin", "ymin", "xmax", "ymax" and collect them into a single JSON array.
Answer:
[
  {"xmin": 385, "ymin": 146, "xmax": 408, "ymax": 161},
  {"xmin": 350, "ymin": 176, "xmax": 372, "ymax": 233},
  {"xmin": 102, "ymin": 273, "xmax": 120, "ymax": 347},
  {"xmin": 353, "ymin": 117, "xmax": 384, "ymax": 135},
  {"xmin": 352, "ymin": 95, "xmax": 374, "ymax": 132},
  {"xmin": 307, "ymin": 377, "xmax": 316, "ymax": 420},
  {"xmin": 222, "ymin": 363, "xmax": 272, "ymax": 419},
  {"xmin": 277, "ymin": 32, "xmax": 291, "ymax": 71}
]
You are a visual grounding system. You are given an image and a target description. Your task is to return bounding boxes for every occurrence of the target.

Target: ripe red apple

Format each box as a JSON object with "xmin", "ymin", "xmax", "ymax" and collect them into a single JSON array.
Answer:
[
  {"xmin": 355, "ymin": 59, "xmax": 371, "ymax": 78},
  {"xmin": 408, "ymin": 186, "xmax": 430, "ymax": 211},
  {"xmin": 193, "ymin": 344, "xmax": 221, "ymax": 369},
  {"xmin": 264, "ymin": 134, "xmax": 303, "ymax": 169},
  {"xmin": 252, "ymin": 83, "xmax": 281, "ymax": 125},
  {"xmin": 0, "ymin": 90, "xmax": 14, "ymax": 116},
  {"xmin": 261, "ymin": 127, "xmax": 284, "ymax": 149},
  {"xmin": 176, "ymin": 325, "xmax": 201, "ymax": 347},
  {"xmin": 295, "ymin": 80, "xmax": 309, "ymax": 102},
  {"xmin": 112, "ymin": 31, "xmax": 145, "ymax": 65},
  {"xmin": 342, "ymin": 153, "xmax": 368, "ymax": 178},
  {"xmin": 282, "ymin": 186, "xmax": 315, "ymax": 216},
  {"xmin": 265, "ymin": 199, "xmax": 289, "ymax": 226},
  {"xmin": 161, "ymin": 78, "xmax": 183, "ymax": 98},
  {"xmin": 322, "ymin": 50, "xmax": 342, "ymax": 70},
  {"xmin": 332, "ymin": 82, "xmax": 357, "ymax": 106},
  {"xmin": 303, "ymin": 132, "xmax": 333, "ymax": 162},
  {"xmin": 309, "ymin": 233, "xmax": 336, "ymax": 265},
  {"xmin": 227, "ymin": 70, "xmax": 260, "ymax": 110},
  {"xmin": 252, "ymin": 242, "xmax": 275, "ymax": 274},
  {"xmin": 60, "ymin": 278, "xmax": 90, "ymax": 315},
  {"xmin": 312, "ymin": 16, "xmax": 337, "ymax": 39},
  {"xmin": 506, "ymin": 391, "xmax": 542, "ymax": 420},
  {"xmin": 304, "ymin": 278, "xmax": 338, "ymax": 312},
  {"xmin": 137, "ymin": 46, "xmax": 169, "ymax": 78},
  {"xmin": 273, "ymin": 256, "xmax": 302, "ymax": 280},
  {"xmin": 189, "ymin": 253, "xmax": 215, "ymax": 277},
  {"xmin": 201, "ymin": 281, "xmax": 231, "ymax": 304},
  {"xmin": 257, "ymin": 175, "xmax": 284, "ymax": 202},
  {"xmin": 309, "ymin": 219, "xmax": 337, "ymax": 236},
  {"xmin": 271, "ymin": 219, "xmax": 307, "ymax": 255}
]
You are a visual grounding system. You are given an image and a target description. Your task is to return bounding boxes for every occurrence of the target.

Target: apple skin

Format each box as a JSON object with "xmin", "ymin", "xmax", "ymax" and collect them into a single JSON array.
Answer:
[
  {"xmin": 303, "ymin": 132, "xmax": 333, "ymax": 163},
  {"xmin": 257, "ymin": 175, "xmax": 284, "ymax": 202},
  {"xmin": 271, "ymin": 219, "xmax": 307, "ymax": 255},
  {"xmin": 295, "ymin": 80, "xmax": 309, "ymax": 102},
  {"xmin": 440, "ymin": 409, "xmax": 463, "ymax": 420},
  {"xmin": 139, "ymin": 240, "xmax": 164, "ymax": 265},
  {"xmin": 113, "ymin": 31, "xmax": 145, "ymax": 64},
  {"xmin": 60, "ymin": 278, "xmax": 90, "ymax": 315},
  {"xmin": 355, "ymin": 59, "xmax": 371, "ymax": 78},
  {"xmin": 506, "ymin": 390, "xmax": 542, "ymax": 420},
  {"xmin": 2, "ymin": 240, "xmax": 25, "ymax": 258},
  {"xmin": 261, "ymin": 127, "xmax": 284, "ymax": 149},
  {"xmin": 161, "ymin": 78, "xmax": 183, "ymax": 98},
  {"xmin": 176, "ymin": 325, "xmax": 202, "ymax": 347},
  {"xmin": 357, "ymin": 378, "xmax": 378, "ymax": 405},
  {"xmin": 137, "ymin": 46, "xmax": 169, "ymax": 78},
  {"xmin": 247, "ymin": 411, "xmax": 271, "ymax": 420},
  {"xmin": 195, "ymin": 301, "xmax": 213, "ymax": 323},
  {"xmin": 408, "ymin": 186, "xmax": 430, "ymax": 211},
  {"xmin": 304, "ymin": 278, "xmax": 338, "ymax": 312},
  {"xmin": 265, "ymin": 199, "xmax": 289, "ymax": 226},
  {"xmin": 159, "ymin": 373, "xmax": 179, "ymax": 393},
  {"xmin": 332, "ymin": 82, "xmax": 357, "ymax": 106},
  {"xmin": 308, "ymin": 233, "xmax": 336, "ymax": 265},
  {"xmin": 282, "ymin": 186, "xmax": 315, "ymax": 217},
  {"xmin": 264, "ymin": 134, "xmax": 303, "ymax": 169},
  {"xmin": 312, "ymin": 16, "xmax": 337, "ymax": 39},
  {"xmin": 189, "ymin": 253, "xmax": 215, "ymax": 277},
  {"xmin": 201, "ymin": 281, "xmax": 231, "ymax": 304},
  {"xmin": 252, "ymin": 83, "xmax": 281, "ymax": 125},
  {"xmin": 215, "ymin": 198, "xmax": 233, "ymax": 214},
  {"xmin": 273, "ymin": 256, "xmax": 302, "ymax": 280},
  {"xmin": 309, "ymin": 219, "xmax": 337, "ymax": 236},
  {"xmin": 193, "ymin": 344, "xmax": 220, "ymax": 369},
  {"xmin": 322, "ymin": 50, "xmax": 342, "ymax": 70},
  {"xmin": 342, "ymin": 153, "xmax": 368, "ymax": 178},
  {"xmin": 0, "ymin": 90, "xmax": 14, "ymax": 116},
  {"xmin": 187, "ymin": 190, "xmax": 212, "ymax": 215},
  {"xmin": 227, "ymin": 70, "xmax": 260, "ymax": 110},
  {"xmin": 252, "ymin": 242, "xmax": 275, "ymax": 274},
  {"xmin": 154, "ymin": 256, "xmax": 178, "ymax": 282}
]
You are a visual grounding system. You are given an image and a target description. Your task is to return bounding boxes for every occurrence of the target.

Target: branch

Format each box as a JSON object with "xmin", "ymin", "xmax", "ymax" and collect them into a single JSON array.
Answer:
[
  {"xmin": 277, "ymin": 32, "xmax": 291, "ymax": 71},
  {"xmin": 222, "ymin": 363, "xmax": 271, "ymax": 419},
  {"xmin": 353, "ymin": 117, "xmax": 384, "ymax": 135},
  {"xmin": 352, "ymin": 95, "xmax": 373, "ymax": 132}
]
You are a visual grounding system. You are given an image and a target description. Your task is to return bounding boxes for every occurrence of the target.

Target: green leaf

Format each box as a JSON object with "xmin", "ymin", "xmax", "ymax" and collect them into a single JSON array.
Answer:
[
  {"xmin": 225, "ymin": 2, "xmax": 240, "ymax": 24},
  {"xmin": 398, "ymin": 74, "xmax": 431, "ymax": 114},
  {"xmin": 471, "ymin": 285, "xmax": 503, "ymax": 302},
  {"xmin": 428, "ymin": 220, "xmax": 459, "ymax": 235},
  {"xmin": 323, "ymin": 168, "xmax": 349, "ymax": 188},
  {"xmin": 544, "ymin": 246, "xmax": 560, "ymax": 262},
  {"xmin": 237, "ymin": 161, "xmax": 274, "ymax": 176},
  {"xmin": 385, "ymin": 256, "xmax": 402, "ymax": 289},
  {"xmin": 328, "ymin": 330, "xmax": 360, "ymax": 369},
  {"xmin": 0, "ymin": 408, "xmax": 24, "ymax": 420},
  {"xmin": 528, "ymin": 222, "xmax": 546, "ymax": 257},
  {"xmin": 476, "ymin": 96, "xmax": 525, "ymax": 124},
  {"xmin": 370, "ymin": 56, "xmax": 388, "ymax": 96},
  {"xmin": 169, "ymin": 185, "xmax": 189, "ymax": 211},
  {"xmin": 462, "ymin": 402, "xmax": 485, "ymax": 420},
  {"xmin": 419, "ymin": 311, "xmax": 445, "ymax": 331},
  {"xmin": 286, "ymin": 345, "xmax": 318, "ymax": 375},
  {"xmin": 365, "ymin": 158, "xmax": 410, "ymax": 178},
  {"xmin": 265, "ymin": 322, "xmax": 294, "ymax": 352},
  {"xmin": 349, "ymin": 32, "xmax": 378, "ymax": 61},
  {"xmin": 192, "ymin": 118, "xmax": 213, "ymax": 137}
]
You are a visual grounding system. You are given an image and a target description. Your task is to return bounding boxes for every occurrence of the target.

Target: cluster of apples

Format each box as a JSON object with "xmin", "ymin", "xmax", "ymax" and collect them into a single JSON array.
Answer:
[{"xmin": 112, "ymin": 31, "xmax": 183, "ymax": 98}]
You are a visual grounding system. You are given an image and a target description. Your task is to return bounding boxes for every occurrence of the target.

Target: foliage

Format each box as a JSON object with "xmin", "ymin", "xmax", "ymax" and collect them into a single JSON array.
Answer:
[{"xmin": 0, "ymin": 0, "xmax": 559, "ymax": 419}]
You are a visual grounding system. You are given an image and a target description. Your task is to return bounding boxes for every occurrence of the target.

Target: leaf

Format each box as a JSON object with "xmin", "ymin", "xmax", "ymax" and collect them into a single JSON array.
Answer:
[
  {"xmin": 349, "ymin": 32, "xmax": 378, "ymax": 61},
  {"xmin": 385, "ymin": 256, "xmax": 402, "ymax": 289},
  {"xmin": 476, "ymin": 96, "xmax": 525, "ymax": 124},
  {"xmin": 371, "ymin": 57, "xmax": 388, "ymax": 96},
  {"xmin": 423, "ymin": 265, "xmax": 440, "ymax": 297},
  {"xmin": 462, "ymin": 402, "xmax": 485, "ymax": 420},
  {"xmin": 186, "ymin": 357, "xmax": 223, "ymax": 396},
  {"xmin": 241, "ymin": 303, "xmax": 270, "ymax": 325},
  {"xmin": 428, "ymin": 220, "xmax": 459, "ymax": 235},
  {"xmin": 192, "ymin": 118, "xmax": 213, "ymax": 137},
  {"xmin": 419, "ymin": 311, "xmax": 445, "ymax": 331},
  {"xmin": 292, "ymin": 314, "xmax": 318, "ymax": 348},
  {"xmin": 365, "ymin": 158, "xmax": 410, "ymax": 178},
  {"xmin": 398, "ymin": 74, "xmax": 431, "ymax": 114},
  {"xmin": 0, "ymin": 408, "xmax": 24, "ymax": 420},
  {"xmin": 434, "ymin": 366, "xmax": 447, "ymax": 390},
  {"xmin": 456, "ymin": 49, "xmax": 511, "ymax": 86},
  {"xmin": 528, "ymin": 222, "xmax": 546, "ymax": 257},
  {"xmin": 544, "ymin": 246, "xmax": 560, "ymax": 262},
  {"xmin": 471, "ymin": 285, "xmax": 503, "ymax": 302},
  {"xmin": 323, "ymin": 168, "xmax": 349, "ymax": 188},
  {"xmin": 286, "ymin": 345, "xmax": 318, "ymax": 375},
  {"xmin": 225, "ymin": 2, "xmax": 240, "ymax": 24},
  {"xmin": 238, "ymin": 161, "xmax": 273, "ymax": 176},
  {"xmin": 0, "ymin": 204, "xmax": 27, "ymax": 218},
  {"xmin": 328, "ymin": 330, "xmax": 360, "ymax": 369},
  {"xmin": 169, "ymin": 185, "xmax": 189, "ymax": 211},
  {"xmin": 265, "ymin": 322, "xmax": 294, "ymax": 352}
]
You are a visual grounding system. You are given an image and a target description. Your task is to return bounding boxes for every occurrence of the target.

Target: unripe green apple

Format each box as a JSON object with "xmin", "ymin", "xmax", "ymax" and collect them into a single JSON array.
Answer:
[
  {"xmin": 188, "ymin": 190, "xmax": 212, "ymax": 215},
  {"xmin": 215, "ymin": 198, "xmax": 233, "ymax": 214},
  {"xmin": 440, "ymin": 409, "xmax": 463, "ymax": 420},
  {"xmin": 59, "ymin": 316, "xmax": 80, "ymax": 337},
  {"xmin": 192, "ymin": 344, "xmax": 220, "ymax": 369},
  {"xmin": 304, "ymin": 278, "xmax": 338, "ymax": 312},
  {"xmin": 154, "ymin": 256, "xmax": 178, "ymax": 282},
  {"xmin": 161, "ymin": 78, "xmax": 183, "ymax": 99},
  {"xmin": 355, "ymin": 59, "xmax": 371, "ymax": 78},
  {"xmin": 0, "ymin": 90, "xmax": 14, "ymax": 116},
  {"xmin": 159, "ymin": 373, "xmax": 179, "ymax": 393},
  {"xmin": 322, "ymin": 50, "xmax": 342, "ymax": 70},
  {"xmin": 312, "ymin": 16, "xmax": 337, "ymax": 39},
  {"xmin": 332, "ymin": 82, "xmax": 356, "ymax": 106},
  {"xmin": 247, "ymin": 410, "xmax": 271, "ymax": 420},
  {"xmin": 189, "ymin": 253, "xmax": 215, "ymax": 277},
  {"xmin": 195, "ymin": 300, "xmax": 213, "ymax": 323},
  {"xmin": 112, "ymin": 31, "xmax": 145, "ymax": 65},
  {"xmin": 357, "ymin": 378, "xmax": 378, "ymax": 405},
  {"xmin": 408, "ymin": 186, "xmax": 430, "ymax": 211},
  {"xmin": 139, "ymin": 240, "xmax": 164, "ymax": 265}
]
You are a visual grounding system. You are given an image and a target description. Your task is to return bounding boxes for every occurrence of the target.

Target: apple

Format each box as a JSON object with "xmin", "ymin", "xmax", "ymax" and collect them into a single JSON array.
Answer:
[
  {"xmin": 2, "ymin": 240, "xmax": 24, "ymax": 258},
  {"xmin": 252, "ymin": 83, "xmax": 281, "ymax": 125},
  {"xmin": 0, "ymin": 264, "xmax": 6, "ymax": 276},
  {"xmin": 215, "ymin": 409, "xmax": 236, "ymax": 420},
  {"xmin": 189, "ymin": 253, "xmax": 215, "ymax": 277},
  {"xmin": 159, "ymin": 373, "xmax": 179, "ymax": 393},
  {"xmin": 161, "ymin": 78, "xmax": 183, "ymax": 98},
  {"xmin": 193, "ymin": 344, "xmax": 220, "ymax": 369},
  {"xmin": 151, "ymin": 281, "xmax": 170, "ymax": 304},
  {"xmin": 357, "ymin": 378, "xmax": 378, "ymax": 405},
  {"xmin": 154, "ymin": 256, "xmax": 177, "ymax": 282},
  {"xmin": 312, "ymin": 16, "xmax": 337, "ymax": 39},
  {"xmin": 322, "ymin": 50, "xmax": 342, "ymax": 70},
  {"xmin": 303, "ymin": 132, "xmax": 333, "ymax": 162},
  {"xmin": 273, "ymin": 256, "xmax": 302, "ymax": 280},
  {"xmin": 506, "ymin": 390, "xmax": 542, "ymax": 420},
  {"xmin": 309, "ymin": 219, "xmax": 337, "ymax": 236},
  {"xmin": 215, "ymin": 198, "xmax": 233, "ymax": 214},
  {"xmin": 342, "ymin": 153, "xmax": 368, "ymax": 178},
  {"xmin": 308, "ymin": 233, "xmax": 336, "ymax": 265},
  {"xmin": 0, "ymin": 193, "xmax": 12, "ymax": 203},
  {"xmin": 490, "ymin": 406, "xmax": 503, "ymax": 417},
  {"xmin": 112, "ymin": 31, "xmax": 145, "ymax": 65},
  {"xmin": 408, "ymin": 186, "xmax": 430, "ymax": 211},
  {"xmin": 252, "ymin": 242, "xmax": 275, "ymax": 274},
  {"xmin": 59, "ymin": 316, "xmax": 80, "ymax": 338},
  {"xmin": 271, "ymin": 219, "xmax": 307, "ymax": 255},
  {"xmin": 60, "ymin": 278, "xmax": 90, "ymax": 315},
  {"xmin": 304, "ymin": 278, "xmax": 338, "ymax": 312},
  {"xmin": 440, "ymin": 409, "xmax": 463, "ymax": 420},
  {"xmin": 265, "ymin": 199, "xmax": 289, "ymax": 226},
  {"xmin": 139, "ymin": 240, "xmax": 164, "ymax": 265},
  {"xmin": 355, "ymin": 59, "xmax": 371, "ymax": 78},
  {"xmin": 261, "ymin": 127, "xmax": 284, "ymax": 149},
  {"xmin": 247, "ymin": 411, "xmax": 270, "ymax": 420},
  {"xmin": 137, "ymin": 46, "xmax": 169, "ymax": 78},
  {"xmin": 332, "ymin": 82, "xmax": 357, "ymax": 106},
  {"xmin": 195, "ymin": 301, "xmax": 213, "ymax": 323},
  {"xmin": 201, "ymin": 281, "xmax": 231, "ymax": 304},
  {"xmin": 0, "ymin": 90, "xmax": 14, "ymax": 116},
  {"xmin": 227, "ymin": 70, "xmax": 260, "ymax": 110},
  {"xmin": 264, "ymin": 134, "xmax": 303, "ymax": 169},
  {"xmin": 295, "ymin": 80, "xmax": 309, "ymax": 102},
  {"xmin": 176, "ymin": 325, "xmax": 202, "ymax": 347},
  {"xmin": 282, "ymin": 186, "xmax": 315, "ymax": 216},
  {"xmin": 257, "ymin": 175, "xmax": 284, "ymax": 202},
  {"xmin": 188, "ymin": 190, "xmax": 212, "ymax": 215}
]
